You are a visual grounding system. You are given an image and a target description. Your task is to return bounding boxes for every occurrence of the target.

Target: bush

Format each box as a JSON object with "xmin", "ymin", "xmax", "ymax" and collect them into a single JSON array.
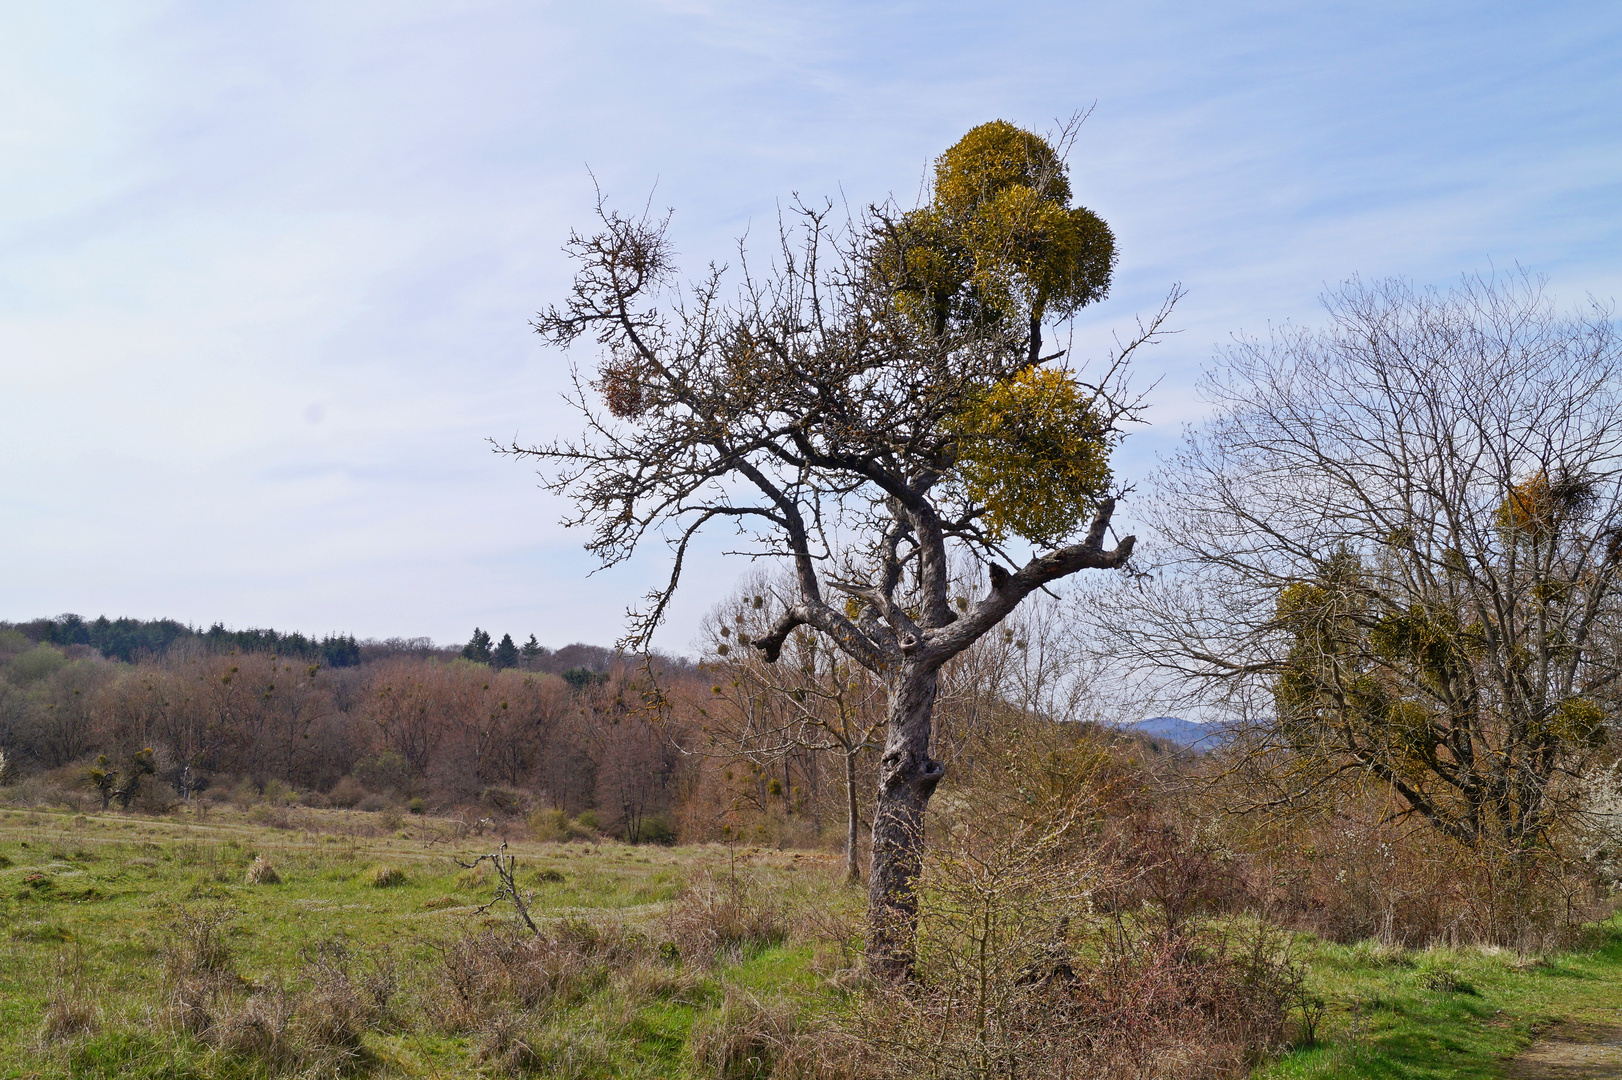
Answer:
[
  {"xmin": 328, "ymin": 775, "xmax": 367, "ymax": 809},
  {"xmin": 852, "ymin": 919, "xmax": 1302, "ymax": 1080},
  {"xmin": 530, "ymin": 807, "xmax": 569, "ymax": 842},
  {"xmin": 636, "ymin": 811, "xmax": 677, "ymax": 845},
  {"xmin": 1228, "ymin": 787, "xmax": 1610, "ymax": 949}
]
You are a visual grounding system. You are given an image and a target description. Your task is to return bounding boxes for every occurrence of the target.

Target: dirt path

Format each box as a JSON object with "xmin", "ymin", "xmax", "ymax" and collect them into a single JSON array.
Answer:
[{"xmin": 1506, "ymin": 1022, "xmax": 1622, "ymax": 1079}]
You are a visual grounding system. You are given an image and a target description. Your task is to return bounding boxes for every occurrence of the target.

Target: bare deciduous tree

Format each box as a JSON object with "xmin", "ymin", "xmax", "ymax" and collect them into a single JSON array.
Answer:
[
  {"xmin": 699, "ymin": 573, "xmax": 888, "ymax": 884},
  {"xmin": 1104, "ymin": 272, "xmax": 1622, "ymax": 855}
]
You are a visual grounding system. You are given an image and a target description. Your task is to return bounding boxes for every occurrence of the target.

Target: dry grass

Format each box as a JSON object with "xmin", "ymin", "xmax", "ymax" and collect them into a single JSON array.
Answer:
[
  {"xmin": 689, "ymin": 987, "xmax": 844, "ymax": 1080},
  {"xmin": 244, "ymin": 854, "xmax": 281, "ymax": 885},
  {"xmin": 426, "ymin": 919, "xmax": 645, "ymax": 1033},
  {"xmin": 36, "ymin": 952, "xmax": 99, "ymax": 1044},
  {"xmin": 370, "ymin": 864, "xmax": 407, "ymax": 888},
  {"xmin": 664, "ymin": 870, "xmax": 790, "ymax": 967}
]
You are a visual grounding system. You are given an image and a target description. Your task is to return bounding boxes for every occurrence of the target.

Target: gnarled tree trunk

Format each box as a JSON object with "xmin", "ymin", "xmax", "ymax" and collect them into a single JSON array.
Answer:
[{"xmin": 866, "ymin": 663, "xmax": 945, "ymax": 980}]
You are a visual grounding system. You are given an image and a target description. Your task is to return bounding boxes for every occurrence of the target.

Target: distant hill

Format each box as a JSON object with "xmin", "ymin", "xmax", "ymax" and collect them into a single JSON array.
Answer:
[{"xmin": 1116, "ymin": 716, "xmax": 1227, "ymax": 750}]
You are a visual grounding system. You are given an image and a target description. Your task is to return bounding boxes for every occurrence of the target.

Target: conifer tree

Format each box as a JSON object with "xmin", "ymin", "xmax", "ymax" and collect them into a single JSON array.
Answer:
[
  {"xmin": 461, "ymin": 627, "xmax": 493, "ymax": 664},
  {"xmin": 492, "ymin": 633, "xmax": 520, "ymax": 671}
]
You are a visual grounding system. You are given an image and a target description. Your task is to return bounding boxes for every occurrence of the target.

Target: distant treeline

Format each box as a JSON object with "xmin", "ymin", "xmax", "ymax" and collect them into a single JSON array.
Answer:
[
  {"xmin": 0, "ymin": 614, "xmax": 632, "ymax": 677},
  {"xmin": 5, "ymin": 614, "xmax": 366, "ymax": 667}
]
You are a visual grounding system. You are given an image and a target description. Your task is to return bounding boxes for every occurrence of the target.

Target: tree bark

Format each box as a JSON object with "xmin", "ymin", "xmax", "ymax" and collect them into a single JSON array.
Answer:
[
  {"xmin": 845, "ymin": 747, "xmax": 862, "ymax": 886},
  {"xmin": 866, "ymin": 663, "xmax": 945, "ymax": 980}
]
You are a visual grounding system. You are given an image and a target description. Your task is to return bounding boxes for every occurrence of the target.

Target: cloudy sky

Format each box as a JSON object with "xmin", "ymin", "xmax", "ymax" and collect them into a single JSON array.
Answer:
[{"xmin": 3, "ymin": 1, "xmax": 1618, "ymax": 654}]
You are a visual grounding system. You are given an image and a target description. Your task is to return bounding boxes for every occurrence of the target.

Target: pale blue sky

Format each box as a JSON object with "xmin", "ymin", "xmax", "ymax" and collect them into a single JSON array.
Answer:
[{"xmin": 2, "ymin": 1, "xmax": 1619, "ymax": 652}]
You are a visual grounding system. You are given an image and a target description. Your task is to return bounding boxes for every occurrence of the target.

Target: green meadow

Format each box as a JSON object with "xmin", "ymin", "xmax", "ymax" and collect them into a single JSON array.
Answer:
[{"xmin": 0, "ymin": 804, "xmax": 852, "ymax": 1079}]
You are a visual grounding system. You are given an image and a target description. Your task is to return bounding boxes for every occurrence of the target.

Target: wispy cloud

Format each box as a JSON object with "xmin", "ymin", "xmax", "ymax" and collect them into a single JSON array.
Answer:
[{"xmin": 1, "ymin": 0, "xmax": 1617, "ymax": 651}]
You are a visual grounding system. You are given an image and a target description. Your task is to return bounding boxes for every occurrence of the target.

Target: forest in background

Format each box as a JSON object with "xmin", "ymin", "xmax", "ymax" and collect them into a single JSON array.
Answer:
[{"xmin": 0, "ymin": 602, "xmax": 1143, "ymax": 856}]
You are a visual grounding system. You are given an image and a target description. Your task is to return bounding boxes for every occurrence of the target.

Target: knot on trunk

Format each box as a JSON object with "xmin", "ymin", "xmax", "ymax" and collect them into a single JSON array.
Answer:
[
  {"xmin": 919, "ymin": 758, "xmax": 945, "ymax": 797},
  {"xmin": 879, "ymin": 753, "xmax": 946, "ymax": 795},
  {"xmin": 898, "ymin": 633, "xmax": 920, "ymax": 654}
]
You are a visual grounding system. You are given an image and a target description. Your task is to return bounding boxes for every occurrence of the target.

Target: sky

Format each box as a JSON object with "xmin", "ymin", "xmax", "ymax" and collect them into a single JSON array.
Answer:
[{"xmin": 2, "ymin": 1, "xmax": 1619, "ymax": 655}]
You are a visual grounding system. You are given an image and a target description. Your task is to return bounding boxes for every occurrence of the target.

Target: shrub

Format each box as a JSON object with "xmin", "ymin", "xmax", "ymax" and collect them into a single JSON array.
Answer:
[
  {"xmin": 474, "ymin": 1016, "xmax": 617, "ymax": 1079},
  {"xmin": 408, "ymin": 797, "xmax": 426, "ymax": 815},
  {"xmin": 161, "ymin": 905, "xmax": 243, "ymax": 1038},
  {"xmin": 1230, "ymin": 787, "xmax": 1610, "ymax": 949},
  {"xmin": 530, "ymin": 807, "xmax": 569, "ymax": 842},
  {"xmin": 427, "ymin": 921, "xmax": 645, "ymax": 1033},
  {"xmin": 637, "ymin": 811, "xmax": 677, "ymax": 845},
  {"xmin": 853, "ymin": 920, "xmax": 1303, "ymax": 1080},
  {"xmin": 328, "ymin": 775, "xmax": 367, "ymax": 809}
]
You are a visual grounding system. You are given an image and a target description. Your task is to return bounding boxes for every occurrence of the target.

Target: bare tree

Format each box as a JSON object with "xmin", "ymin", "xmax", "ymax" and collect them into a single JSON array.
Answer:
[
  {"xmin": 1103, "ymin": 272, "xmax": 1622, "ymax": 855},
  {"xmin": 508, "ymin": 120, "xmax": 1173, "ymax": 977},
  {"xmin": 700, "ymin": 573, "xmax": 888, "ymax": 884}
]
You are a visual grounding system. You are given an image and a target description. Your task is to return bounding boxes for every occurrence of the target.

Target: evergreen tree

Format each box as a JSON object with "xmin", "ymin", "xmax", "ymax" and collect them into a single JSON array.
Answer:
[
  {"xmin": 521, "ymin": 633, "xmax": 544, "ymax": 668},
  {"xmin": 492, "ymin": 632, "xmax": 520, "ymax": 670},
  {"xmin": 461, "ymin": 627, "xmax": 493, "ymax": 664}
]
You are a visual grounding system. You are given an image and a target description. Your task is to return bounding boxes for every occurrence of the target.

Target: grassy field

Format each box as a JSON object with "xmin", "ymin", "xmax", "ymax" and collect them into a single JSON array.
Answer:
[
  {"xmin": 0, "ymin": 803, "xmax": 854, "ymax": 1078},
  {"xmin": 3, "ymin": 803, "xmax": 1621, "ymax": 1079}
]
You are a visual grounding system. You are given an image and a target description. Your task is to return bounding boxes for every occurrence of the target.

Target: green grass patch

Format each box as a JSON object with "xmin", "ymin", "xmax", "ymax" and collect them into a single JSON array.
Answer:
[
  {"xmin": 0, "ymin": 804, "xmax": 851, "ymax": 1078},
  {"xmin": 1258, "ymin": 922, "xmax": 1622, "ymax": 1078}
]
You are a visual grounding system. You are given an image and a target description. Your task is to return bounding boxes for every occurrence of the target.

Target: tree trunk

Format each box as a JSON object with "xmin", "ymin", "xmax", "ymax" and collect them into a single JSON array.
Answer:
[
  {"xmin": 844, "ymin": 747, "xmax": 861, "ymax": 886},
  {"xmin": 866, "ymin": 663, "xmax": 944, "ymax": 980}
]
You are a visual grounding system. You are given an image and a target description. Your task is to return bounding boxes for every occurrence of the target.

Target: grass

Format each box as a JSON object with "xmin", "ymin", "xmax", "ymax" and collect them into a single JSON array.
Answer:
[
  {"xmin": 0, "ymin": 803, "xmax": 850, "ymax": 1078},
  {"xmin": 1258, "ymin": 922, "xmax": 1622, "ymax": 1079},
  {"xmin": 4, "ymin": 801, "xmax": 1622, "ymax": 1078}
]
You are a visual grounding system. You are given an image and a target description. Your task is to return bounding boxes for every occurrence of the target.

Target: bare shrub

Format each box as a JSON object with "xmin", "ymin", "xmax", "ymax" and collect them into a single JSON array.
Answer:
[
  {"xmin": 841, "ymin": 792, "xmax": 1305, "ymax": 1080},
  {"xmin": 664, "ymin": 870, "xmax": 788, "ymax": 967},
  {"xmin": 161, "ymin": 905, "xmax": 243, "ymax": 1039},
  {"xmin": 162, "ymin": 920, "xmax": 389, "ymax": 1070},
  {"xmin": 854, "ymin": 919, "xmax": 1302, "ymax": 1080},
  {"xmin": 1214, "ymin": 783, "xmax": 1612, "ymax": 949},
  {"xmin": 244, "ymin": 854, "xmax": 281, "ymax": 885},
  {"xmin": 209, "ymin": 986, "xmax": 295, "ymax": 1062},
  {"xmin": 163, "ymin": 904, "xmax": 238, "ymax": 983}
]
